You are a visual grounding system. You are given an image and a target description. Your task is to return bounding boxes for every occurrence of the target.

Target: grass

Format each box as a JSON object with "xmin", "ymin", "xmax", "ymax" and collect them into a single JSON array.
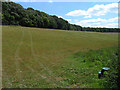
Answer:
[
  {"xmin": 58, "ymin": 47, "xmax": 118, "ymax": 88},
  {"xmin": 2, "ymin": 26, "xmax": 118, "ymax": 88}
]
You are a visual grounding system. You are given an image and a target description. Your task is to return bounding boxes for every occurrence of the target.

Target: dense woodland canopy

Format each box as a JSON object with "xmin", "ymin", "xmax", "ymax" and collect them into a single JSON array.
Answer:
[{"xmin": 1, "ymin": 1, "xmax": 120, "ymax": 32}]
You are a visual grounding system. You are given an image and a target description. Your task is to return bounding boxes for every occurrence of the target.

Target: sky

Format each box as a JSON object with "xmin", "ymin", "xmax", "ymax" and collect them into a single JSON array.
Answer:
[{"xmin": 15, "ymin": 1, "xmax": 119, "ymax": 28}]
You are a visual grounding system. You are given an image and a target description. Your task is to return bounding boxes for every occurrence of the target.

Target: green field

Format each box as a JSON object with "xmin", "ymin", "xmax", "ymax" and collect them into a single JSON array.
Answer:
[{"xmin": 2, "ymin": 26, "xmax": 118, "ymax": 88}]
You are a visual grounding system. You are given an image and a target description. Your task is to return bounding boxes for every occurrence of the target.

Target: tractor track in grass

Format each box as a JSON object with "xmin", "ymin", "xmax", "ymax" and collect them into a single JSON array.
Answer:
[
  {"xmin": 13, "ymin": 29, "xmax": 55, "ymax": 87},
  {"xmin": 14, "ymin": 27, "xmax": 24, "ymax": 85},
  {"xmin": 28, "ymin": 30, "xmax": 62, "ymax": 87},
  {"xmin": 28, "ymin": 31, "xmax": 49, "ymax": 79}
]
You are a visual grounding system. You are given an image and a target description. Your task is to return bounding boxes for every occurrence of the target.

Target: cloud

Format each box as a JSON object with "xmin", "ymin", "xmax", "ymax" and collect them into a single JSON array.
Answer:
[
  {"xmin": 73, "ymin": 19, "xmax": 79, "ymax": 22},
  {"xmin": 48, "ymin": 0, "xmax": 53, "ymax": 3},
  {"xmin": 58, "ymin": 16, "xmax": 71, "ymax": 22},
  {"xmin": 58, "ymin": 16, "xmax": 63, "ymax": 18},
  {"xmin": 106, "ymin": 23, "xmax": 118, "ymax": 28},
  {"xmin": 66, "ymin": 19, "xmax": 72, "ymax": 22},
  {"xmin": 108, "ymin": 17, "xmax": 118, "ymax": 22},
  {"xmin": 66, "ymin": 3, "xmax": 118, "ymax": 18},
  {"xmin": 66, "ymin": 10, "xmax": 87, "ymax": 16},
  {"xmin": 72, "ymin": 17, "xmax": 118, "ymax": 28},
  {"xmin": 84, "ymin": 15, "xmax": 91, "ymax": 18},
  {"xmin": 79, "ymin": 18, "xmax": 106, "ymax": 23}
]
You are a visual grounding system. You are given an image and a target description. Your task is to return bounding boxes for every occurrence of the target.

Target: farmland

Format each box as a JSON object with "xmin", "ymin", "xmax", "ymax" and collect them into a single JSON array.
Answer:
[{"xmin": 2, "ymin": 26, "xmax": 118, "ymax": 88}]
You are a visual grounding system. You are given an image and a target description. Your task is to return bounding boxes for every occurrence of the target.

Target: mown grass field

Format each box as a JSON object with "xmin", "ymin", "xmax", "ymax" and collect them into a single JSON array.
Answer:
[{"xmin": 2, "ymin": 26, "xmax": 118, "ymax": 88}]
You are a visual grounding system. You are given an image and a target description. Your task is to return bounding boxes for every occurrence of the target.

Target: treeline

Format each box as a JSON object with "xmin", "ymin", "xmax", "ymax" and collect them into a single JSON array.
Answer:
[
  {"xmin": 82, "ymin": 27, "xmax": 120, "ymax": 32},
  {"xmin": 2, "ymin": 2, "xmax": 82, "ymax": 31},
  {"xmin": 1, "ymin": 1, "xmax": 120, "ymax": 32}
]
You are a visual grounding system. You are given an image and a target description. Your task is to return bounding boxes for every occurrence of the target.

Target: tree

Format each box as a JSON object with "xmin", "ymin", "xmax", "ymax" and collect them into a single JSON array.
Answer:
[{"xmin": 2, "ymin": 1, "xmax": 119, "ymax": 32}]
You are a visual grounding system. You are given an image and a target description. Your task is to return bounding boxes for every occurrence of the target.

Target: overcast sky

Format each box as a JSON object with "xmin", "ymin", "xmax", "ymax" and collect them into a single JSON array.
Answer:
[{"xmin": 14, "ymin": 1, "xmax": 119, "ymax": 28}]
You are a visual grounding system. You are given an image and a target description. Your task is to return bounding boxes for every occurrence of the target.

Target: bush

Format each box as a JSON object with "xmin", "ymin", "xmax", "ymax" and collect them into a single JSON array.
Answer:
[{"xmin": 99, "ymin": 47, "xmax": 119, "ymax": 88}]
